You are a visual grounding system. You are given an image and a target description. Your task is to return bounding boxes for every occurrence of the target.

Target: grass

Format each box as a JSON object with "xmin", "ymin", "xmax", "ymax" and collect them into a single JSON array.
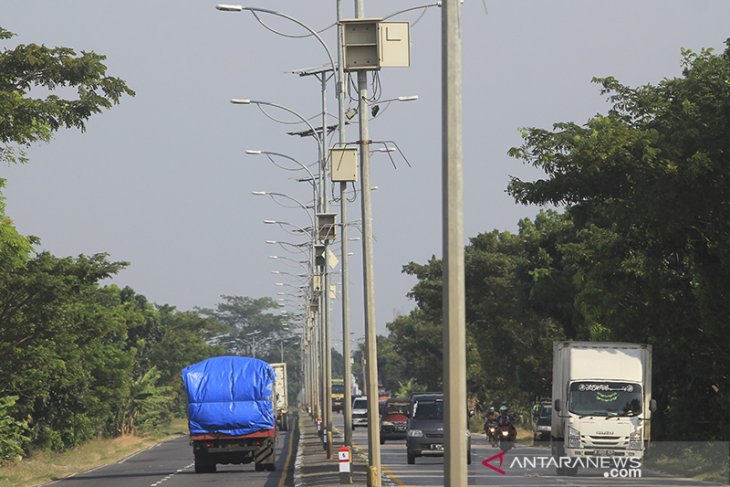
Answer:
[{"xmin": 0, "ymin": 418, "xmax": 188, "ymax": 487}]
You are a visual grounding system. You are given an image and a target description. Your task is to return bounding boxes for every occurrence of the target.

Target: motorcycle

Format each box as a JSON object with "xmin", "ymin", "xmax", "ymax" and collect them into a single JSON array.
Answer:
[
  {"xmin": 497, "ymin": 421, "xmax": 517, "ymax": 452},
  {"xmin": 485, "ymin": 420, "xmax": 499, "ymax": 447}
]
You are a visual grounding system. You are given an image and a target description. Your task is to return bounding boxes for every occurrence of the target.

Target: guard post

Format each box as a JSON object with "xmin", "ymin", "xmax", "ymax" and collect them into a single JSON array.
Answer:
[{"xmin": 338, "ymin": 445, "xmax": 352, "ymax": 484}]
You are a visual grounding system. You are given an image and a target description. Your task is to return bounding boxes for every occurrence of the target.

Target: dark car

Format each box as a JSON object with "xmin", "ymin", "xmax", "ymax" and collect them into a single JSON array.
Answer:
[
  {"xmin": 405, "ymin": 393, "xmax": 471, "ymax": 465},
  {"xmin": 379, "ymin": 397, "xmax": 410, "ymax": 444}
]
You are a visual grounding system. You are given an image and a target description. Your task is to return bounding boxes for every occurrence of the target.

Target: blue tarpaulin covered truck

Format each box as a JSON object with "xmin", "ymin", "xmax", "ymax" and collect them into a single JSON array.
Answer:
[{"xmin": 182, "ymin": 356, "xmax": 277, "ymax": 473}]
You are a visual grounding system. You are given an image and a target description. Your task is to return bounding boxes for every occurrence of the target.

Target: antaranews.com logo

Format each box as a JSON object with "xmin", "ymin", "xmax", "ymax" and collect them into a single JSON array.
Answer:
[{"xmin": 482, "ymin": 451, "xmax": 643, "ymax": 478}]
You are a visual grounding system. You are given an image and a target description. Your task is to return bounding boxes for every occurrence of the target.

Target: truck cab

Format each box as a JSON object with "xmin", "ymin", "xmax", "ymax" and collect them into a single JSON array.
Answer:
[{"xmin": 551, "ymin": 342, "xmax": 655, "ymax": 476}]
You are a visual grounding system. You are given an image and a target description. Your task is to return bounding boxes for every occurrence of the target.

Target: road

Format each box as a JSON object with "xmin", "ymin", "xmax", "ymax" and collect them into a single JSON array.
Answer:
[
  {"xmin": 45, "ymin": 421, "xmax": 297, "ymax": 487},
  {"xmin": 341, "ymin": 415, "xmax": 726, "ymax": 487}
]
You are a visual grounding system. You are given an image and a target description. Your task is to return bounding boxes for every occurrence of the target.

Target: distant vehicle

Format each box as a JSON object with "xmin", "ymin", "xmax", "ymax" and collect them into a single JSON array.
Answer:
[
  {"xmin": 181, "ymin": 356, "xmax": 276, "ymax": 473},
  {"xmin": 532, "ymin": 401, "xmax": 551, "ymax": 443},
  {"xmin": 379, "ymin": 397, "xmax": 410, "ymax": 443},
  {"xmin": 352, "ymin": 396, "xmax": 368, "ymax": 429},
  {"xmin": 331, "ymin": 378, "xmax": 345, "ymax": 413},
  {"xmin": 405, "ymin": 392, "xmax": 471, "ymax": 465},
  {"xmin": 377, "ymin": 384, "xmax": 390, "ymax": 411},
  {"xmin": 270, "ymin": 362, "xmax": 288, "ymax": 431},
  {"xmin": 552, "ymin": 342, "xmax": 655, "ymax": 476}
]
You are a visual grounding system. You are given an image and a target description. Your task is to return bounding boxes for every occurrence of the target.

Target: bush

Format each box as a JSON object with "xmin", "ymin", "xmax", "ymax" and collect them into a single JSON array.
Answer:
[{"xmin": 0, "ymin": 396, "xmax": 30, "ymax": 462}]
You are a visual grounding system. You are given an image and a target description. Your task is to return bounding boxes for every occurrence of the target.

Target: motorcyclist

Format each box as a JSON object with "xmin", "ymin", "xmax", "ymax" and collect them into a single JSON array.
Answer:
[
  {"xmin": 484, "ymin": 406, "xmax": 499, "ymax": 438},
  {"xmin": 496, "ymin": 405, "xmax": 514, "ymax": 426},
  {"xmin": 485, "ymin": 406, "xmax": 499, "ymax": 423}
]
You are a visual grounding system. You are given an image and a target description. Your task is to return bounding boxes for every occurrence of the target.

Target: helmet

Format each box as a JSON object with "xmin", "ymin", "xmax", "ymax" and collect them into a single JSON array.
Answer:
[
  {"xmin": 499, "ymin": 405, "xmax": 508, "ymax": 413},
  {"xmin": 488, "ymin": 406, "xmax": 495, "ymax": 412}
]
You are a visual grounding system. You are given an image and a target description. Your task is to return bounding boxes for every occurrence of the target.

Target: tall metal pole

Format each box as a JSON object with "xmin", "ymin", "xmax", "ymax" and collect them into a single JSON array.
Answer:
[
  {"xmin": 442, "ymin": 0, "xmax": 467, "ymax": 485},
  {"xmin": 336, "ymin": 0, "xmax": 354, "ymax": 463},
  {"xmin": 320, "ymin": 73, "xmax": 334, "ymax": 459},
  {"xmin": 354, "ymin": 1, "xmax": 382, "ymax": 483}
]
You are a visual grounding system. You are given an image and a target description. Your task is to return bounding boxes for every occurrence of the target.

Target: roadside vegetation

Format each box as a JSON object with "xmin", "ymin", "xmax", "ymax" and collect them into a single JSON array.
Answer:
[
  {"xmin": 0, "ymin": 26, "xmax": 300, "ymax": 469},
  {"xmin": 0, "ymin": 418, "xmax": 187, "ymax": 487}
]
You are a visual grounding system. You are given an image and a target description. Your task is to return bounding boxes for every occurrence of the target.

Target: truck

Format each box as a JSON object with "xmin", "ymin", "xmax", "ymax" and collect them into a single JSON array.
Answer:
[
  {"xmin": 270, "ymin": 362, "xmax": 289, "ymax": 431},
  {"xmin": 331, "ymin": 378, "xmax": 345, "ymax": 413},
  {"xmin": 551, "ymin": 341, "xmax": 655, "ymax": 476},
  {"xmin": 182, "ymin": 356, "xmax": 277, "ymax": 473}
]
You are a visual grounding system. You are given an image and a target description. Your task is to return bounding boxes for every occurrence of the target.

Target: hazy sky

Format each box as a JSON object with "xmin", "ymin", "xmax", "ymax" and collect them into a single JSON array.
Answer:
[{"xmin": 3, "ymin": 1, "xmax": 729, "ymax": 346}]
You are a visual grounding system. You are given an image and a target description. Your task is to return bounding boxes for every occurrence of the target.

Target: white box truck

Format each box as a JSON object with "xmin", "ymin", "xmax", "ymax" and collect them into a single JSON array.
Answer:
[
  {"xmin": 271, "ymin": 362, "xmax": 289, "ymax": 431},
  {"xmin": 551, "ymin": 341, "xmax": 655, "ymax": 475}
]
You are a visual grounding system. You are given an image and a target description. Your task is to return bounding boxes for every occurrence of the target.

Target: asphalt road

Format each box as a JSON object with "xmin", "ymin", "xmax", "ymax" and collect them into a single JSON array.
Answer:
[
  {"xmin": 341, "ymin": 415, "xmax": 726, "ymax": 487},
  {"xmin": 44, "ymin": 422, "xmax": 297, "ymax": 487}
]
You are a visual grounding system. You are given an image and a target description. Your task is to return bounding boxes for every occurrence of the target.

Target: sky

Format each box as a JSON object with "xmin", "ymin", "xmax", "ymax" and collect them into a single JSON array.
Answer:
[{"xmin": 2, "ymin": 1, "xmax": 730, "ymax": 348}]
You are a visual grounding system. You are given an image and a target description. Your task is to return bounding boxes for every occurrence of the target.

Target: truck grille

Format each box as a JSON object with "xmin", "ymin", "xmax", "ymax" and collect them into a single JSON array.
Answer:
[
  {"xmin": 424, "ymin": 433, "xmax": 443, "ymax": 439},
  {"xmin": 583, "ymin": 435, "xmax": 627, "ymax": 448}
]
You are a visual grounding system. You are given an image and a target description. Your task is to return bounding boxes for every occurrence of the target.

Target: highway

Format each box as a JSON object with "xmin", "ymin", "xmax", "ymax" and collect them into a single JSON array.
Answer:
[
  {"xmin": 341, "ymin": 415, "xmax": 726, "ymax": 486},
  {"xmin": 44, "ymin": 422, "xmax": 297, "ymax": 487}
]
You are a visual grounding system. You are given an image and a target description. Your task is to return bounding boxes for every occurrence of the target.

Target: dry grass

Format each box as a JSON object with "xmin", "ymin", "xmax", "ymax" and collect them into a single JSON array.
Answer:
[{"xmin": 0, "ymin": 418, "xmax": 188, "ymax": 487}]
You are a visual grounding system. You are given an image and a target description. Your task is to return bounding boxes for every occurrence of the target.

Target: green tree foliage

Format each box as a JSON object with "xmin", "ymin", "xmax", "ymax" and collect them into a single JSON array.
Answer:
[
  {"xmin": 0, "ymin": 27, "xmax": 134, "ymax": 164},
  {"xmin": 506, "ymin": 43, "xmax": 730, "ymax": 440},
  {"xmin": 199, "ymin": 295, "xmax": 286, "ymax": 356},
  {"xmin": 0, "ymin": 395, "xmax": 29, "ymax": 463},
  {"xmin": 381, "ymin": 44, "xmax": 729, "ymax": 440},
  {"xmin": 123, "ymin": 367, "xmax": 173, "ymax": 434}
]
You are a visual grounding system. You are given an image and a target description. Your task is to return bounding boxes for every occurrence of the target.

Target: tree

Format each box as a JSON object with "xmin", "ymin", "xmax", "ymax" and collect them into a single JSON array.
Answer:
[
  {"xmin": 199, "ymin": 295, "xmax": 286, "ymax": 357},
  {"xmin": 0, "ymin": 27, "xmax": 134, "ymax": 164},
  {"xmin": 507, "ymin": 43, "xmax": 730, "ymax": 440}
]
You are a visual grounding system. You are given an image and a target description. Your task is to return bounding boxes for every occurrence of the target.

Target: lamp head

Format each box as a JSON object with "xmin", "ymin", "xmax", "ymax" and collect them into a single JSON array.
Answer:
[{"xmin": 216, "ymin": 4, "xmax": 243, "ymax": 11}]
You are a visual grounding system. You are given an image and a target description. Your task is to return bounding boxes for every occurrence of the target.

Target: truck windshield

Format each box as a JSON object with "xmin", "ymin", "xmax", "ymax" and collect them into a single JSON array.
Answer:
[
  {"xmin": 332, "ymin": 384, "xmax": 345, "ymax": 394},
  {"xmin": 569, "ymin": 382, "xmax": 642, "ymax": 417}
]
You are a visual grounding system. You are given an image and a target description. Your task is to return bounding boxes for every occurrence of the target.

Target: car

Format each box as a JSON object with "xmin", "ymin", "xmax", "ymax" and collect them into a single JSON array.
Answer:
[
  {"xmin": 379, "ymin": 397, "xmax": 410, "ymax": 444},
  {"xmin": 351, "ymin": 396, "xmax": 368, "ymax": 429},
  {"xmin": 533, "ymin": 401, "xmax": 552, "ymax": 444},
  {"xmin": 406, "ymin": 393, "xmax": 471, "ymax": 465}
]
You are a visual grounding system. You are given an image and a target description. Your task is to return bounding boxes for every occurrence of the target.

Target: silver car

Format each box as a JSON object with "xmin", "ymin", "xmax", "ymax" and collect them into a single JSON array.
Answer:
[{"xmin": 351, "ymin": 396, "xmax": 368, "ymax": 429}]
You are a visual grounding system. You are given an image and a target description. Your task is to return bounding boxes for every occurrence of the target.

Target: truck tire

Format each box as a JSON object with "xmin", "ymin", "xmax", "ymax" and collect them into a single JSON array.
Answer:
[{"xmin": 407, "ymin": 451, "xmax": 416, "ymax": 464}]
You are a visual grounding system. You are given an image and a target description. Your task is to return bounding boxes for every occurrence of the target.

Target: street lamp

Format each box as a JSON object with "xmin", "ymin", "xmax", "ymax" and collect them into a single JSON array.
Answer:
[
  {"xmin": 266, "ymin": 239, "xmax": 311, "ymax": 255},
  {"xmin": 247, "ymin": 150, "xmax": 319, "ymax": 206},
  {"xmin": 253, "ymin": 191, "xmax": 315, "ymax": 225}
]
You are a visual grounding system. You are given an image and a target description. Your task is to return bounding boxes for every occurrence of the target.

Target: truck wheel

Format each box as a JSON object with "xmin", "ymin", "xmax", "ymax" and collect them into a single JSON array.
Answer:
[
  {"xmin": 380, "ymin": 437, "xmax": 386, "ymax": 445},
  {"xmin": 407, "ymin": 452, "xmax": 416, "ymax": 464}
]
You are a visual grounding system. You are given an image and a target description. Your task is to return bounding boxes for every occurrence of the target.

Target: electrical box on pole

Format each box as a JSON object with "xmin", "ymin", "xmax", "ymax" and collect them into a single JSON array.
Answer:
[
  {"xmin": 340, "ymin": 19, "xmax": 410, "ymax": 71},
  {"xmin": 311, "ymin": 273, "xmax": 322, "ymax": 293},
  {"xmin": 316, "ymin": 213, "xmax": 337, "ymax": 241},
  {"xmin": 330, "ymin": 147, "xmax": 359, "ymax": 182}
]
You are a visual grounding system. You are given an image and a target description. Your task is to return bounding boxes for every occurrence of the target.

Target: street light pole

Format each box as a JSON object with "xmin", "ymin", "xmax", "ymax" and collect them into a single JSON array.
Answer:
[
  {"xmin": 352, "ymin": 1, "xmax": 383, "ymax": 485},
  {"xmin": 442, "ymin": 0, "xmax": 467, "ymax": 485},
  {"xmin": 336, "ymin": 0, "xmax": 355, "ymax": 464}
]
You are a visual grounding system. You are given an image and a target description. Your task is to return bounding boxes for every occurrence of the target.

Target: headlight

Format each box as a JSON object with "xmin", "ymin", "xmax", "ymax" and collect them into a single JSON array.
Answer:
[
  {"xmin": 501, "ymin": 430, "xmax": 510, "ymax": 437},
  {"xmin": 466, "ymin": 430, "xmax": 471, "ymax": 438},
  {"xmin": 628, "ymin": 431, "xmax": 642, "ymax": 450},
  {"xmin": 567, "ymin": 426, "xmax": 581, "ymax": 449},
  {"xmin": 381, "ymin": 421, "xmax": 394, "ymax": 427},
  {"xmin": 407, "ymin": 429, "xmax": 423, "ymax": 438},
  {"xmin": 488, "ymin": 427, "xmax": 496, "ymax": 433}
]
